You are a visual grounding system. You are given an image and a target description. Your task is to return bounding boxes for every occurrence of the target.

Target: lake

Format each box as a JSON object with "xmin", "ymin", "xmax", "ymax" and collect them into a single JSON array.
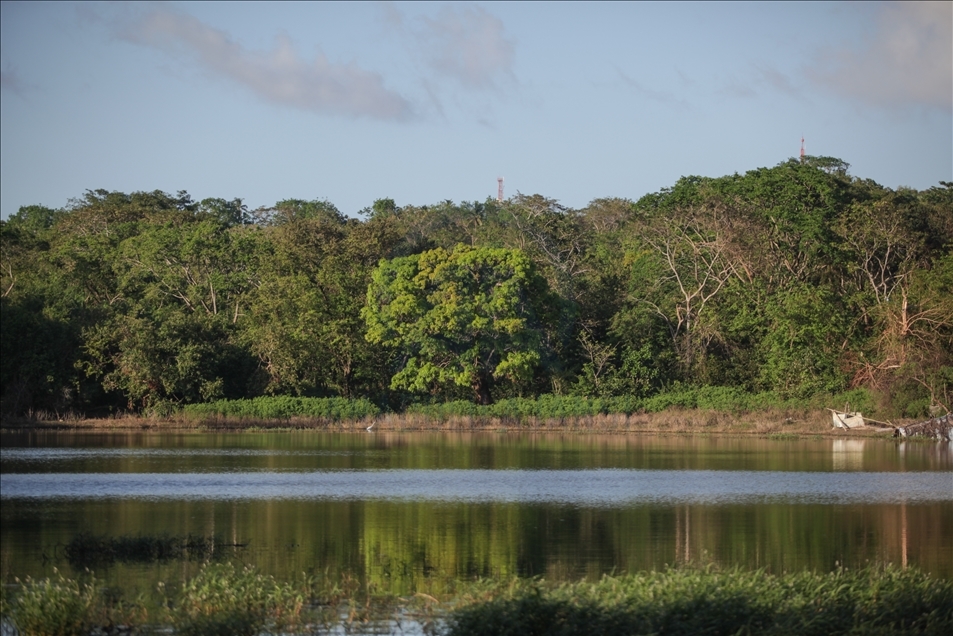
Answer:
[{"xmin": 1, "ymin": 430, "xmax": 951, "ymax": 598}]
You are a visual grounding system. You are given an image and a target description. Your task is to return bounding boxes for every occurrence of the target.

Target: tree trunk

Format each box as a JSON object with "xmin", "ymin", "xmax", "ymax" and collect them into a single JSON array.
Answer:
[{"xmin": 472, "ymin": 374, "xmax": 493, "ymax": 405}]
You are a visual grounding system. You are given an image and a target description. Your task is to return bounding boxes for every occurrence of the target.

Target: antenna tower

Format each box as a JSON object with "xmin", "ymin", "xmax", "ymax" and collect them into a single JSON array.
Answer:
[
  {"xmin": 800, "ymin": 136, "xmax": 806, "ymax": 161},
  {"xmin": 497, "ymin": 177, "xmax": 504, "ymax": 203}
]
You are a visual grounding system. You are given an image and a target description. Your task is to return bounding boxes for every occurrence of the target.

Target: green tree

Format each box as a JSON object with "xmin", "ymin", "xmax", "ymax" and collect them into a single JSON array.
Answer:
[
  {"xmin": 499, "ymin": 194, "xmax": 590, "ymax": 301},
  {"xmin": 81, "ymin": 308, "xmax": 247, "ymax": 411},
  {"xmin": 241, "ymin": 215, "xmax": 401, "ymax": 399},
  {"xmin": 364, "ymin": 245, "xmax": 558, "ymax": 404},
  {"xmin": 0, "ymin": 296, "xmax": 77, "ymax": 415},
  {"xmin": 78, "ymin": 215, "xmax": 259, "ymax": 410},
  {"xmin": 756, "ymin": 282, "xmax": 848, "ymax": 397},
  {"xmin": 197, "ymin": 197, "xmax": 249, "ymax": 227},
  {"xmin": 624, "ymin": 202, "xmax": 739, "ymax": 379}
]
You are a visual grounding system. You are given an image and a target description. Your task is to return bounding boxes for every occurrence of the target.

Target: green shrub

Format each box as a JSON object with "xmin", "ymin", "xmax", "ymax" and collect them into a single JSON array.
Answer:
[
  {"xmin": 407, "ymin": 395, "xmax": 644, "ymax": 420},
  {"xmin": 5, "ymin": 571, "xmax": 97, "ymax": 636},
  {"xmin": 167, "ymin": 563, "xmax": 307, "ymax": 636},
  {"xmin": 693, "ymin": 385, "xmax": 747, "ymax": 411},
  {"xmin": 406, "ymin": 400, "xmax": 483, "ymax": 419},
  {"xmin": 822, "ymin": 387, "xmax": 876, "ymax": 414},
  {"xmin": 642, "ymin": 387, "xmax": 699, "ymax": 412},
  {"xmin": 184, "ymin": 386, "xmax": 881, "ymax": 423},
  {"xmin": 4, "ymin": 569, "xmax": 144, "ymax": 636},
  {"xmin": 490, "ymin": 395, "xmax": 607, "ymax": 418},
  {"xmin": 182, "ymin": 396, "xmax": 380, "ymax": 420},
  {"xmin": 405, "ymin": 388, "xmax": 845, "ymax": 420}
]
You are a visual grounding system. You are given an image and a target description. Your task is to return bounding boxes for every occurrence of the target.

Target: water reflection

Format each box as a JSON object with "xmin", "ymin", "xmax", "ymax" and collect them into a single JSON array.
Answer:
[
  {"xmin": 3, "ymin": 431, "xmax": 952, "ymax": 473},
  {"xmin": 832, "ymin": 440, "xmax": 866, "ymax": 471},
  {"xmin": 1, "ymin": 431, "xmax": 951, "ymax": 593},
  {"xmin": 3, "ymin": 498, "xmax": 950, "ymax": 591}
]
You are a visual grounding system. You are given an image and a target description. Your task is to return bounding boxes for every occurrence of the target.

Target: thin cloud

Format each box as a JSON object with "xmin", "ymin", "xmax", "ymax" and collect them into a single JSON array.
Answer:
[
  {"xmin": 119, "ymin": 8, "xmax": 415, "ymax": 121},
  {"xmin": 379, "ymin": 1, "xmax": 404, "ymax": 30},
  {"xmin": 418, "ymin": 6, "xmax": 515, "ymax": 89},
  {"xmin": 675, "ymin": 68, "xmax": 695, "ymax": 88},
  {"xmin": 0, "ymin": 64, "xmax": 28, "ymax": 95},
  {"xmin": 719, "ymin": 80, "xmax": 758, "ymax": 100},
  {"xmin": 717, "ymin": 66, "xmax": 801, "ymax": 101},
  {"xmin": 617, "ymin": 69, "xmax": 689, "ymax": 109},
  {"xmin": 806, "ymin": 1, "xmax": 952, "ymax": 112},
  {"xmin": 756, "ymin": 67, "xmax": 799, "ymax": 98}
]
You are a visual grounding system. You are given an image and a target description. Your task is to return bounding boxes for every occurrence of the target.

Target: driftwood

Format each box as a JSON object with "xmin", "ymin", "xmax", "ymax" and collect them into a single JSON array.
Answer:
[{"xmin": 894, "ymin": 413, "xmax": 953, "ymax": 441}]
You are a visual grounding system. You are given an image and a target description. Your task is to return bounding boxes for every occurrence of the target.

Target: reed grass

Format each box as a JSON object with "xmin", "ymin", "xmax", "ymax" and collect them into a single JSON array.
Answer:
[
  {"xmin": 2, "ymin": 569, "xmax": 146, "ymax": 636},
  {"xmin": 445, "ymin": 566, "xmax": 953, "ymax": 636},
  {"xmin": 166, "ymin": 563, "xmax": 308, "ymax": 636},
  {"xmin": 2, "ymin": 564, "xmax": 948, "ymax": 635}
]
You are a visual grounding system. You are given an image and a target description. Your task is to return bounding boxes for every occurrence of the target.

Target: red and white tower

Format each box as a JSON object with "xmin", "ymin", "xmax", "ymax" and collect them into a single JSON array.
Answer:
[{"xmin": 800, "ymin": 136, "xmax": 806, "ymax": 161}]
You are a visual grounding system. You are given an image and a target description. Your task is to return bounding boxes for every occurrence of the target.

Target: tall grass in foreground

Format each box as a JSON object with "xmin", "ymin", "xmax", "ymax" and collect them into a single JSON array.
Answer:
[
  {"xmin": 446, "ymin": 567, "xmax": 953, "ymax": 636},
  {"xmin": 168, "ymin": 563, "xmax": 307, "ymax": 636},
  {"xmin": 1, "ymin": 569, "xmax": 146, "ymax": 636},
  {"xmin": 2, "ymin": 564, "xmax": 950, "ymax": 635},
  {"xmin": 0, "ymin": 563, "xmax": 417, "ymax": 635}
]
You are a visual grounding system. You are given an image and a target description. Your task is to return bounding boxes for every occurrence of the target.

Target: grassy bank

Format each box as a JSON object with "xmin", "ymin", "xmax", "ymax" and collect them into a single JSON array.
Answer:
[
  {"xmin": 1, "ymin": 407, "xmax": 882, "ymax": 437},
  {"xmin": 177, "ymin": 387, "xmax": 878, "ymax": 422},
  {"xmin": 2, "ymin": 564, "xmax": 950, "ymax": 635},
  {"xmin": 2, "ymin": 388, "xmax": 909, "ymax": 436}
]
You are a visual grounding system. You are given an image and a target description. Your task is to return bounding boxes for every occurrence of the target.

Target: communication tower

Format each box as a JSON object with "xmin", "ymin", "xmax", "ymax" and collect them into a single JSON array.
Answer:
[
  {"xmin": 800, "ymin": 136, "xmax": 806, "ymax": 161},
  {"xmin": 497, "ymin": 177, "xmax": 504, "ymax": 203}
]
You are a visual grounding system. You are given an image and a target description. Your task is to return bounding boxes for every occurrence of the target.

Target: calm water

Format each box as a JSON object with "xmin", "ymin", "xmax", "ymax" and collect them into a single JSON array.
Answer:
[{"xmin": 1, "ymin": 431, "xmax": 951, "ymax": 595}]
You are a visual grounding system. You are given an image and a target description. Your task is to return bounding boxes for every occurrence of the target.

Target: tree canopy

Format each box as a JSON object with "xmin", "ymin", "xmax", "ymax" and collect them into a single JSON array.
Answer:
[
  {"xmin": 2, "ymin": 160, "xmax": 950, "ymax": 416},
  {"xmin": 364, "ymin": 245, "xmax": 557, "ymax": 404}
]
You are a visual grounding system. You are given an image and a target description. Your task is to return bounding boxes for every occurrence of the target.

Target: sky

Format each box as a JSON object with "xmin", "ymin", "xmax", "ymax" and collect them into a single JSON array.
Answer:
[{"xmin": 1, "ymin": 1, "xmax": 951, "ymax": 219}]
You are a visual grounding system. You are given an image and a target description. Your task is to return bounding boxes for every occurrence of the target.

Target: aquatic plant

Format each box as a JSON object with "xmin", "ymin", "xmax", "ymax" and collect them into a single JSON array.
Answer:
[
  {"xmin": 3, "ymin": 569, "xmax": 144, "ymax": 636},
  {"xmin": 3, "ymin": 564, "xmax": 948, "ymax": 635},
  {"xmin": 444, "ymin": 566, "xmax": 953, "ymax": 636},
  {"xmin": 166, "ymin": 562, "xmax": 307, "ymax": 636}
]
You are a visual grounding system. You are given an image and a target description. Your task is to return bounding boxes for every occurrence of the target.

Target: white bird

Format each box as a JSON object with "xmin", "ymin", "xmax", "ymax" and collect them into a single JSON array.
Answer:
[{"xmin": 366, "ymin": 422, "xmax": 375, "ymax": 432}]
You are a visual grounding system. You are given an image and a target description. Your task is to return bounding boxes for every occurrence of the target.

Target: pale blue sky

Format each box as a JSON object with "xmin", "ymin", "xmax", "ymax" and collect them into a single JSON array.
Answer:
[{"xmin": 2, "ymin": 1, "xmax": 950, "ymax": 218}]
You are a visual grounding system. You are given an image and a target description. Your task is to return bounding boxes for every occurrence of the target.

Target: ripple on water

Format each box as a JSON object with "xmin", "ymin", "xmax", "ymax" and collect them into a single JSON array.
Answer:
[{"xmin": 1, "ymin": 469, "xmax": 950, "ymax": 505}]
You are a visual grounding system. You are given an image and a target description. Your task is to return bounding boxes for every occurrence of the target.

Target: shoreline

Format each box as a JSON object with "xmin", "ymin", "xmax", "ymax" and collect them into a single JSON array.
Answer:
[{"xmin": 0, "ymin": 408, "xmax": 909, "ymax": 438}]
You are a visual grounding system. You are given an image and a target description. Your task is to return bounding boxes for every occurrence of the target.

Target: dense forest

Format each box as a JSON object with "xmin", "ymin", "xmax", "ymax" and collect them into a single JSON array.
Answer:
[{"xmin": 2, "ymin": 157, "xmax": 951, "ymax": 418}]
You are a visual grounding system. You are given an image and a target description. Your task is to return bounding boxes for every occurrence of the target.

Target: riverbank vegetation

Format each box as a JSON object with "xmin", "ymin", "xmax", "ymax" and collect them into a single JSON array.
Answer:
[
  {"xmin": 175, "ymin": 387, "xmax": 870, "ymax": 422},
  {"xmin": 446, "ymin": 566, "xmax": 953, "ymax": 636},
  {"xmin": 172, "ymin": 388, "xmax": 873, "ymax": 433},
  {"xmin": 3, "ymin": 157, "xmax": 950, "ymax": 421},
  {"xmin": 2, "ymin": 563, "xmax": 950, "ymax": 635}
]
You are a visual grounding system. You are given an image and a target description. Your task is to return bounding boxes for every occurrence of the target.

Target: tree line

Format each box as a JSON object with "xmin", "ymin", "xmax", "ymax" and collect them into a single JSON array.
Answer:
[{"xmin": 2, "ymin": 157, "xmax": 950, "ymax": 417}]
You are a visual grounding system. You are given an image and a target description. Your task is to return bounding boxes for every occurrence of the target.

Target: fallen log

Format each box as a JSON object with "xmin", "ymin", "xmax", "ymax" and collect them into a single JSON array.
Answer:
[{"xmin": 894, "ymin": 413, "xmax": 953, "ymax": 441}]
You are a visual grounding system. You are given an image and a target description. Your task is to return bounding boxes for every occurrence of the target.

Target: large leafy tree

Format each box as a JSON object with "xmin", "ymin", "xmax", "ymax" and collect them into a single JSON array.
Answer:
[
  {"xmin": 364, "ymin": 245, "xmax": 557, "ymax": 404},
  {"xmin": 79, "ymin": 210, "xmax": 260, "ymax": 410},
  {"xmin": 241, "ymin": 214, "xmax": 400, "ymax": 399}
]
